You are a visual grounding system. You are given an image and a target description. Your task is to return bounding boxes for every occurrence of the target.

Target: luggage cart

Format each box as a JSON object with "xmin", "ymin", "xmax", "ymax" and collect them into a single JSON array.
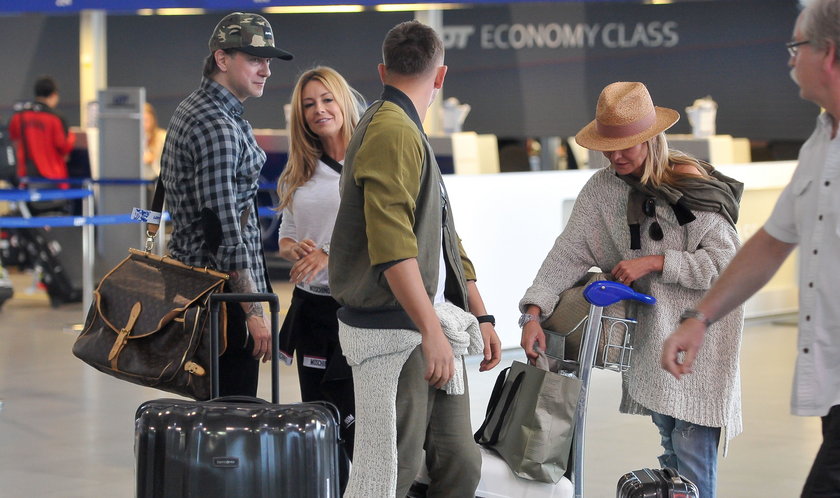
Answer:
[
  {"xmin": 568, "ymin": 280, "xmax": 654, "ymax": 497},
  {"xmin": 472, "ymin": 280, "xmax": 655, "ymax": 498}
]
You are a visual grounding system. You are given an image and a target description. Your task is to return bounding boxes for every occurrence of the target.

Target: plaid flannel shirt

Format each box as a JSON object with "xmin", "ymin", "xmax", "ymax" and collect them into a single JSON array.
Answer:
[{"xmin": 160, "ymin": 77, "xmax": 267, "ymax": 292}]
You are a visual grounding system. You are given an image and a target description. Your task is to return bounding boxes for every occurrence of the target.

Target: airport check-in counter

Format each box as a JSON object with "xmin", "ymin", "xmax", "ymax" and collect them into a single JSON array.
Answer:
[
  {"xmin": 444, "ymin": 161, "xmax": 799, "ymax": 348},
  {"xmin": 252, "ymin": 128, "xmax": 501, "ymax": 180},
  {"xmin": 69, "ymin": 127, "xmax": 502, "ymax": 181},
  {"xmin": 65, "ymin": 128, "xmax": 501, "ymax": 277},
  {"xmin": 66, "ymin": 130, "xmax": 797, "ymax": 349}
]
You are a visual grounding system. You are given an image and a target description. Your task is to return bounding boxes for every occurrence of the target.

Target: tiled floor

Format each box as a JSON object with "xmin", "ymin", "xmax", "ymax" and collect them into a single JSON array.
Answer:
[{"xmin": 0, "ymin": 275, "xmax": 821, "ymax": 497}]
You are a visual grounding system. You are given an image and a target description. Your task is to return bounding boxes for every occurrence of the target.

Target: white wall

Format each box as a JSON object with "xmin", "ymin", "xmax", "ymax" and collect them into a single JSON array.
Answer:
[{"xmin": 444, "ymin": 161, "xmax": 798, "ymax": 350}]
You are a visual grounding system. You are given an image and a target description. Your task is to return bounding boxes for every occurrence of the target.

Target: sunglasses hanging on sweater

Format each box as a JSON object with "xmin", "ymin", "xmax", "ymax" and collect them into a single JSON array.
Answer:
[{"xmin": 643, "ymin": 197, "xmax": 664, "ymax": 241}]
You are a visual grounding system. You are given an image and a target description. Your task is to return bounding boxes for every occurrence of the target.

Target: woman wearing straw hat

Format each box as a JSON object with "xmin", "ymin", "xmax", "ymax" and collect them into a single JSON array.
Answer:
[{"xmin": 518, "ymin": 81, "xmax": 745, "ymax": 498}]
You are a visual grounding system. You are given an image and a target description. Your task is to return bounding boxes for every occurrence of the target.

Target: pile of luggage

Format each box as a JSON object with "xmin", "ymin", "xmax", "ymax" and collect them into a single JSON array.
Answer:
[
  {"xmin": 0, "ymin": 264, "xmax": 11, "ymax": 310},
  {"xmin": 0, "ymin": 224, "xmax": 81, "ymax": 308}
]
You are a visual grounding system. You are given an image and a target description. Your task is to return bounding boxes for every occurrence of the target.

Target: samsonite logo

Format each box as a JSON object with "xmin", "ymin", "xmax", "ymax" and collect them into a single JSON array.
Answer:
[{"xmin": 212, "ymin": 457, "xmax": 239, "ymax": 468}]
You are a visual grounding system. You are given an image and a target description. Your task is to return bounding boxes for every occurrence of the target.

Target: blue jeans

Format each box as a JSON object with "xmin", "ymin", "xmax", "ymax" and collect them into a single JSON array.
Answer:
[{"xmin": 651, "ymin": 412, "xmax": 721, "ymax": 498}]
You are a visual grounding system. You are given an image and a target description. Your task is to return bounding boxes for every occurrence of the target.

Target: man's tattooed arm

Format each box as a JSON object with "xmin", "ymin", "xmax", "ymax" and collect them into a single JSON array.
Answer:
[{"xmin": 228, "ymin": 269, "xmax": 265, "ymax": 319}]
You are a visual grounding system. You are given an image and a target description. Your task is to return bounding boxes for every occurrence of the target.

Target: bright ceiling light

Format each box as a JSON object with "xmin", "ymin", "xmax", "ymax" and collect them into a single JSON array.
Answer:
[
  {"xmin": 375, "ymin": 3, "xmax": 466, "ymax": 12},
  {"xmin": 154, "ymin": 8, "xmax": 207, "ymax": 16},
  {"xmin": 263, "ymin": 5, "xmax": 365, "ymax": 14}
]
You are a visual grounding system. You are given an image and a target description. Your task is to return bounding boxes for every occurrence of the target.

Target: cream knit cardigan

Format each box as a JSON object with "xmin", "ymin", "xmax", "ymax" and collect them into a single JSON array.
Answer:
[
  {"xmin": 338, "ymin": 302, "xmax": 484, "ymax": 498},
  {"xmin": 520, "ymin": 168, "xmax": 744, "ymax": 444}
]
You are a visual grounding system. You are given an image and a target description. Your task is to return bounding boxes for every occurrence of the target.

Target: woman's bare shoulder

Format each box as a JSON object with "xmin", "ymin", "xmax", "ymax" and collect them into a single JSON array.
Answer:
[{"xmin": 672, "ymin": 161, "xmax": 704, "ymax": 177}]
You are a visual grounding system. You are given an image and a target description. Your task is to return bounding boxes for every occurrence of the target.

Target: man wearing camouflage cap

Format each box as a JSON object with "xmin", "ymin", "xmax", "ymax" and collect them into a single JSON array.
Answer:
[{"xmin": 160, "ymin": 12, "xmax": 293, "ymax": 396}]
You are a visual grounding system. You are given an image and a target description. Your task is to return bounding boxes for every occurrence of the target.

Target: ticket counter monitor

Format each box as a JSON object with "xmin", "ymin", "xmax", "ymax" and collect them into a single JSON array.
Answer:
[{"xmin": 95, "ymin": 87, "xmax": 145, "ymax": 278}]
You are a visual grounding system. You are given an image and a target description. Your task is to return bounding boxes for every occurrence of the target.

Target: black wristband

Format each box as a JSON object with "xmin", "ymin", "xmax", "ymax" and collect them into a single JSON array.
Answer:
[{"xmin": 476, "ymin": 314, "xmax": 495, "ymax": 326}]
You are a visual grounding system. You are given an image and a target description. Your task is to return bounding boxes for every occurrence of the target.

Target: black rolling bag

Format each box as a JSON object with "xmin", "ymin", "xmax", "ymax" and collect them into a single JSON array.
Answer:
[
  {"xmin": 0, "ymin": 226, "xmax": 81, "ymax": 307},
  {"xmin": 135, "ymin": 293, "xmax": 344, "ymax": 498},
  {"xmin": 0, "ymin": 271, "xmax": 11, "ymax": 310},
  {"xmin": 617, "ymin": 467, "xmax": 698, "ymax": 498}
]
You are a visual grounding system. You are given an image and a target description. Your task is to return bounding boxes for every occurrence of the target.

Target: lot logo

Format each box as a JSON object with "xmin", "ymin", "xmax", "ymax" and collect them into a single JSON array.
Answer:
[
  {"xmin": 443, "ymin": 21, "xmax": 679, "ymax": 51},
  {"xmin": 443, "ymin": 25, "xmax": 476, "ymax": 49}
]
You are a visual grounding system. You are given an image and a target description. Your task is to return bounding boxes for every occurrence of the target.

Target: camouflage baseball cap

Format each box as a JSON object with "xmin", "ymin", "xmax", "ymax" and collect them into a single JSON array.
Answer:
[{"xmin": 209, "ymin": 12, "xmax": 293, "ymax": 60}]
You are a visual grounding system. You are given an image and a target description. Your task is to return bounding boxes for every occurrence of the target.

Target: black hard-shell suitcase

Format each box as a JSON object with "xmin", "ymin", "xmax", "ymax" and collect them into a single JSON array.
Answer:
[
  {"xmin": 135, "ymin": 293, "xmax": 343, "ymax": 498},
  {"xmin": 617, "ymin": 467, "xmax": 698, "ymax": 498}
]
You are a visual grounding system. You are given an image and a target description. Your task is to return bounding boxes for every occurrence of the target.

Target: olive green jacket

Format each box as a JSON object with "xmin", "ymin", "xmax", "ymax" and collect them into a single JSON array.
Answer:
[{"xmin": 329, "ymin": 85, "xmax": 476, "ymax": 329}]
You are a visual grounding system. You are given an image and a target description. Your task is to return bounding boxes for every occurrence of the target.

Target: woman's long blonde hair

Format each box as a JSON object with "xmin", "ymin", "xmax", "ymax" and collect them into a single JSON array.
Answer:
[
  {"xmin": 638, "ymin": 133, "xmax": 710, "ymax": 187},
  {"xmin": 276, "ymin": 67, "xmax": 365, "ymax": 211},
  {"xmin": 144, "ymin": 102, "xmax": 163, "ymax": 152}
]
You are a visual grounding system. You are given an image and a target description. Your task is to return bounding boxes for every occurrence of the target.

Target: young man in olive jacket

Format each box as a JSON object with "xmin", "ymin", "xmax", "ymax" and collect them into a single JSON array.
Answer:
[{"xmin": 329, "ymin": 20, "xmax": 501, "ymax": 498}]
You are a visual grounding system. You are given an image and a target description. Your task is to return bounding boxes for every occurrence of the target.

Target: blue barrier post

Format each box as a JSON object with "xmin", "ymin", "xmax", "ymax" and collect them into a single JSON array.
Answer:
[{"xmin": 82, "ymin": 180, "xmax": 95, "ymax": 314}]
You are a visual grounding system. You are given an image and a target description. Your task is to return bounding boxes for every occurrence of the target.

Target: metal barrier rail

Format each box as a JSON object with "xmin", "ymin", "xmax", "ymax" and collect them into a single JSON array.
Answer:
[
  {"xmin": 0, "ymin": 188, "xmax": 93, "ymax": 202},
  {"xmin": 0, "ymin": 186, "xmax": 97, "ymax": 312},
  {"xmin": 21, "ymin": 177, "xmax": 275, "ymax": 189},
  {"xmin": 18, "ymin": 177, "xmax": 153, "ymax": 186},
  {"xmin": 0, "ymin": 184, "xmax": 278, "ymax": 314},
  {"xmin": 0, "ymin": 210, "xmax": 274, "ymax": 228},
  {"xmin": 0, "ymin": 214, "xmax": 148, "ymax": 228}
]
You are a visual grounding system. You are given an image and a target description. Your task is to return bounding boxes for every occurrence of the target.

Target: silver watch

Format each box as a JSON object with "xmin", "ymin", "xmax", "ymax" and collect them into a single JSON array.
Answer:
[
  {"xmin": 518, "ymin": 313, "xmax": 539, "ymax": 328},
  {"xmin": 320, "ymin": 243, "xmax": 330, "ymax": 256},
  {"xmin": 679, "ymin": 309, "xmax": 712, "ymax": 327}
]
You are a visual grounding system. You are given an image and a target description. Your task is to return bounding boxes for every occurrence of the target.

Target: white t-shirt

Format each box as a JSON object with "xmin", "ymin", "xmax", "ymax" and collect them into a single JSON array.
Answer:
[{"xmin": 278, "ymin": 158, "xmax": 341, "ymax": 295}]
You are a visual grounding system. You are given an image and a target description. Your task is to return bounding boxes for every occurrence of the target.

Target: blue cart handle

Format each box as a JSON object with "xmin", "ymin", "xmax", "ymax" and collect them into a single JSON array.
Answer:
[{"xmin": 583, "ymin": 280, "xmax": 656, "ymax": 307}]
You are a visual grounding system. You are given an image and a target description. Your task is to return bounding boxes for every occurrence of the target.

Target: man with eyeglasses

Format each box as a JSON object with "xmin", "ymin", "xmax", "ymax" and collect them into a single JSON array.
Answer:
[{"xmin": 663, "ymin": 0, "xmax": 840, "ymax": 495}]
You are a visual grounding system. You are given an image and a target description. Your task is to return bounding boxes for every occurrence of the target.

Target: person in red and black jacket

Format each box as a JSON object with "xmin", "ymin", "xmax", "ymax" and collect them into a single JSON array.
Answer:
[{"xmin": 9, "ymin": 76, "xmax": 75, "ymax": 181}]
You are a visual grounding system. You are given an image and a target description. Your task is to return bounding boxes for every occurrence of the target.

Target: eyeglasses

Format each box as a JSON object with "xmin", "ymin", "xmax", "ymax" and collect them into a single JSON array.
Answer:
[
  {"xmin": 643, "ymin": 197, "xmax": 664, "ymax": 241},
  {"xmin": 786, "ymin": 39, "xmax": 811, "ymax": 57}
]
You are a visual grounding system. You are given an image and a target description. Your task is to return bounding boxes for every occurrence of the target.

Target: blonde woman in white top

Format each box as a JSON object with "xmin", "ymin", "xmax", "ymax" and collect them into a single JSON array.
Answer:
[{"xmin": 276, "ymin": 66, "xmax": 364, "ymax": 459}]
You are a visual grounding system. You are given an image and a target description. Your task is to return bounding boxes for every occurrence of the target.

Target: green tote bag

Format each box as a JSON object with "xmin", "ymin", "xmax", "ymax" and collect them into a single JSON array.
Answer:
[{"xmin": 474, "ymin": 355, "xmax": 581, "ymax": 483}]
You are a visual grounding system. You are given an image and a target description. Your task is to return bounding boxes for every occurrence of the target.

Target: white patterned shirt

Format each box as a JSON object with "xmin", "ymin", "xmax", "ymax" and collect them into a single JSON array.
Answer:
[{"xmin": 765, "ymin": 111, "xmax": 840, "ymax": 417}]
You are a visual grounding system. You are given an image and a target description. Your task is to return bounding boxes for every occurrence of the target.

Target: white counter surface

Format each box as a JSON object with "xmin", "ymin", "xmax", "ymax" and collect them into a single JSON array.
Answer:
[{"xmin": 444, "ymin": 161, "xmax": 799, "ymax": 350}]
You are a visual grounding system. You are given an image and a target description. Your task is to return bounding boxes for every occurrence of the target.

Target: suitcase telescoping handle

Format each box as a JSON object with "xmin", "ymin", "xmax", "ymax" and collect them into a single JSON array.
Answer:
[{"xmin": 209, "ymin": 293, "xmax": 280, "ymax": 404}]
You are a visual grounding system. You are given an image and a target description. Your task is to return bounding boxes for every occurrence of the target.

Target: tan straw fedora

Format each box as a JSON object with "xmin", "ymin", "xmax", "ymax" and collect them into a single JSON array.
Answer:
[{"xmin": 575, "ymin": 81, "xmax": 679, "ymax": 152}]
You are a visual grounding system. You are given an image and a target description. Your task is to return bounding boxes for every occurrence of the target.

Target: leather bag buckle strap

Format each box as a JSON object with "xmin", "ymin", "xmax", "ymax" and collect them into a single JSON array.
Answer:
[{"xmin": 108, "ymin": 301, "xmax": 142, "ymax": 368}]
